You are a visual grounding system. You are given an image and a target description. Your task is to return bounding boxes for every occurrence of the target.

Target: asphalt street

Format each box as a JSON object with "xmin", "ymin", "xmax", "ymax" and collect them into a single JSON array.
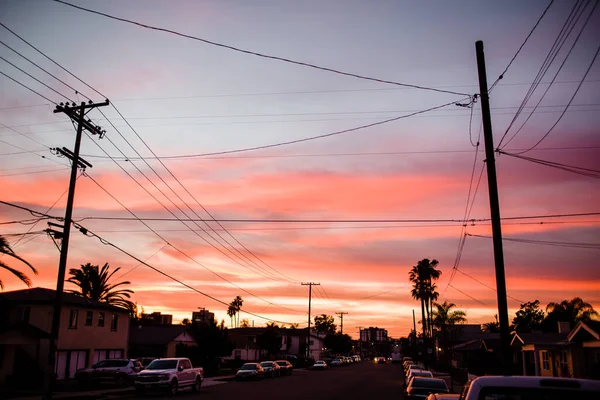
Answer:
[{"xmin": 130, "ymin": 361, "xmax": 405, "ymax": 399}]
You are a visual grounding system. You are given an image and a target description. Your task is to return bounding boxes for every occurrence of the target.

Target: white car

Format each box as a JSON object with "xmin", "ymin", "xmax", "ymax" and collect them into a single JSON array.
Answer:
[{"xmin": 460, "ymin": 376, "xmax": 600, "ymax": 399}]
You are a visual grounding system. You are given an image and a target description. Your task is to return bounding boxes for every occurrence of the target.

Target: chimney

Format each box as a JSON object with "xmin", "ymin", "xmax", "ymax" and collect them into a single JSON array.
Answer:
[{"xmin": 558, "ymin": 321, "xmax": 570, "ymax": 334}]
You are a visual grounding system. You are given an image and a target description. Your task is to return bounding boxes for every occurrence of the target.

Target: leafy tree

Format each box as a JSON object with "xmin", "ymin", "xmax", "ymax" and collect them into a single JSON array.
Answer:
[
  {"xmin": 67, "ymin": 263, "xmax": 134, "ymax": 311},
  {"xmin": 0, "ymin": 235, "xmax": 37, "ymax": 289},
  {"xmin": 542, "ymin": 297, "xmax": 598, "ymax": 332},
  {"xmin": 240, "ymin": 318, "xmax": 250, "ymax": 328},
  {"xmin": 512, "ymin": 300, "xmax": 545, "ymax": 333},
  {"xmin": 181, "ymin": 318, "xmax": 191, "ymax": 325},
  {"xmin": 176, "ymin": 319, "xmax": 234, "ymax": 375},
  {"xmin": 257, "ymin": 322, "xmax": 282, "ymax": 356},
  {"xmin": 314, "ymin": 314, "xmax": 337, "ymax": 334},
  {"xmin": 409, "ymin": 259, "xmax": 441, "ymax": 338},
  {"xmin": 324, "ymin": 333, "xmax": 353, "ymax": 354},
  {"xmin": 482, "ymin": 315, "xmax": 499, "ymax": 333}
]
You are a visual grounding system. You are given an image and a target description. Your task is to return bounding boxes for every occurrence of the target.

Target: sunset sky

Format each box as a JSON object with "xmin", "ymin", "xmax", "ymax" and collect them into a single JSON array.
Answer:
[{"xmin": 1, "ymin": 0, "xmax": 599, "ymax": 338}]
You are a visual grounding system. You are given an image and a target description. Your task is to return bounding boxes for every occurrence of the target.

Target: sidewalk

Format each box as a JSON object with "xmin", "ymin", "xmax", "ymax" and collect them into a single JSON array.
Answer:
[{"xmin": 4, "ymin": 375, "xmax": 238, "ymax": 400}]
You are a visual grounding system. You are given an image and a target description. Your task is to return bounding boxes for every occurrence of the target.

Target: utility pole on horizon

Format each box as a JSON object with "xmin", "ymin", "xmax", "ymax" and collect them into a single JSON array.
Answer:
[
  {"xmin": 301, "ymin": 282, "xmax": 320, "ymax": 359},
  {"xmin": 44, "ymin": 100, "xmax": 109, "ymax": 400},
  {"xmin": 336, "ymin": 311, "xmax": 348, "ymax": 335},
  {"xmin": 475, "ymin": 40, "xmax": 511, "ymax": 375}
]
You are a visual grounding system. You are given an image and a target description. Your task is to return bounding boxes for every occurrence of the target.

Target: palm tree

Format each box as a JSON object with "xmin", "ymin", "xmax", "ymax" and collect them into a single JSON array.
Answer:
[
  {"xmin": 290, "ymin": 322, "xmax": 300, "ymax": 329},
  {"xmin": 0, "ymin": 235, "xmax": 37, "ymax": 289},
  {"xmin": 409, "ymin": 259, "xmax": 442, "ymax": 338},
  {"xmin": 232, "ymin": 296, "xmax": 243, "ymax": 328},
  {"xmin": 227, "ymin": 304, "xmax": 236, "ymax": 328},
  {"xmin": 66, "ymin": 263, "xmax": 134, "ymax": 310},
  {"xmin": 482, "ymin": 315, "xmax": 499, "ymax": 333},
  {"xmin": 432, "ymin": 301, "xmax": 467, "ymax": 347}
]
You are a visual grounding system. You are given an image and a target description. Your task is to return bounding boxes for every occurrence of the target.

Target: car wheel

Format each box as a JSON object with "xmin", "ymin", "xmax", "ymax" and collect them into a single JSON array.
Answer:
[
  {"xmin": 169, "ymin": 379, "xmax": 178, "ymax": 396},
  {"xmin": 192, "ymin": 377, "xmax": 202, "ymax": 393}
]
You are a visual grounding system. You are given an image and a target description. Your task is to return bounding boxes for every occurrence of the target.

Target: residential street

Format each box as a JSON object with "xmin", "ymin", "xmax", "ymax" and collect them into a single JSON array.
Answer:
[{"xmin": 129, "ymin": 362, "xmax": 405, "ymax": 399}]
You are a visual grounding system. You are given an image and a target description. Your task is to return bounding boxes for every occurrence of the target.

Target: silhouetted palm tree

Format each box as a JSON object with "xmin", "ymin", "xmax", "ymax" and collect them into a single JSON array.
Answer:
[
  {"xmin": 67, "ymin": 263, "xmax": 134, "ymax": 310},
  {"xmin": 432, "ymin": 301, "xmax": 467, "ymax": 349},
  {"xmin": 232, "ymin": 296, "xmax": 243, "ymax": 327},
  {"xmin": 227, "ymin": 304, "xmax": 236, "ymax": 328},
  {"xmin": 409, "ymin": 259, "xmax": 442, "ymax": 338},
  {"xmin": 0, "ymin": 235, "xmax": 37, "ymax": 289}
]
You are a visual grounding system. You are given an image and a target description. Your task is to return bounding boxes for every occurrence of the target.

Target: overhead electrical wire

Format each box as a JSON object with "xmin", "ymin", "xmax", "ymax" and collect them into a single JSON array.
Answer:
[
  {"xmin": 453, "ymin": 268, "xmax": 525, "ymax": 303},
  {"xmin": 500, "ymin": 0, "xmax": 599, "ymax": 149},
  {"xmin": 71, "ymin": 221, "xmax": 307, "ymax": 326},
  {"xmin": 51, "ymin": 0, "xmax": 470, "ymax": 97},
  {"xmin": 468, "ymin": 233, "xmax": 600, "ymax": 250},
  {"xmin": 0, "ymin": 70, "xmax": 56, "ymax": 104},
  {"xmin": 489, "ymin": 0, "xmax": 556, "ymax": 92},
  {"xmin": 498, "ymin": 150, "xmax": 600, "ymax": 179},
  {"xmin": 448, "ymin": 284, "xmax": 494, "ymax": 308}
]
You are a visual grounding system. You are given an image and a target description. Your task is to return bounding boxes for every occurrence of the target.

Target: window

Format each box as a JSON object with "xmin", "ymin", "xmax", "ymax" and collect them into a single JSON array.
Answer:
[
  {"xmin": 110, "ymin": 314, "xmax": 118, "ymax": 331},
  {"xmin": 542, "ymin": 351, "xmax": 550, "ymax": 370},
  {"xmin": 560, "ymin": 351, "xmax": 569, "ymax": 376},
  {"xmin": 85, "ymin": 311, "xmax": 93, "ymax": 326},
  {"xmin": 20, "ymin": 306, "xmax": 30, "ymax": 323},
  {"xmin": 68, "ymin": 309, "xmax": 78, "ymax": 329},
  {"xmin": 98, "ymin": 312, "xmax": 105, "ymax": 327}
]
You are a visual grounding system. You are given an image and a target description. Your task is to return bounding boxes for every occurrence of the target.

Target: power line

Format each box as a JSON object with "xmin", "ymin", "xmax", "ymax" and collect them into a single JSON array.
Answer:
[
  {"xmin": 468, "ymin": 233, "xmax": 600, "ymax": 250},
  {"xmin": 72, "ymin": 222, "xmax": 307, "ymax": 325},
  {"xmin": 52, "ymin": 0, "xmax": 470, "ymax": 97},
  {"xmin": 453, "ymin": 269, "xmax": 525, "ymax": 303},
  {"xmin": 489, "ymin": 0, "xmax": 555, "ymax": 92},
  {"xmin": 501, "ymin": 0, "xmax": 599, "ymax": 149},
  {"xmin": 515, "ymin": 41, "xmax": 600, "ymax": 154},
  {"xmin": 0, "ymin": 70, "xmax": 56, "ymax": 103},
  {"xmin": 498, "ymin": 150, "xmax": 600, "ymax": 179},
  {"xmin": 448, "ymin": 284, "xmax": 494, "ymax": 308}
]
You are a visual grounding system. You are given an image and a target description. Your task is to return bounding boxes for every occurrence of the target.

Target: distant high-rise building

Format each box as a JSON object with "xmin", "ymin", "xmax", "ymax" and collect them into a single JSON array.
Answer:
[
  {"xmin": 360, "ymin": 327, "xmax": 388, "ymax": 342},
  {"xmin": 192, "ymin": 308, "xmax": 215, "ymax": 325},
  {"xmin": 141, "ymin": 311, "xmax": 173, "ymax": 325}
]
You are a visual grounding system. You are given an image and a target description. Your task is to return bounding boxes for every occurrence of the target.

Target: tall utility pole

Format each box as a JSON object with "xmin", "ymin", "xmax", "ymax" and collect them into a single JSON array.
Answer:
[
  {"xmin": 301, "ymin": 282, "xmax": 320, "ymax": 359},
  {"xmin": 44, "ymin": 100, "xmax": 109, "ymax": 400},
  {"xmin": 336, "ymin": 311, "xmax": 348, "ymax": 334},
  {"xmin": 475, "ymin": 40, "xmax": 511, "ymax": 375}
]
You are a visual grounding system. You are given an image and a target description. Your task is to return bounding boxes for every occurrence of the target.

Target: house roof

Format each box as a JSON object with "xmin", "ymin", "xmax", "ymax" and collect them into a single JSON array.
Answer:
[
  {"xmin": 0, "ymin": 322, "xmax": 52, "ymax": 339},
  {"xmin": 229, "ymin": 327, "xmax": 324, "ymax": 340},
  {"xmin": 451, "ymin": 339, "xmax": 483, "ymax": 351},
  {"xmin": 568, "ymin": 320, "xmax": 600, "ymax": 342},
  {"xmin": 129, "ymin": 324, "xmax": 189, "ymax": 346},
  {"xmin": 511, "ymin": 332, "xmax": 568, "ymax": 346},
  {"xmin": 0, "ymin": 287, "xmax": 127, "ymax": 313}
]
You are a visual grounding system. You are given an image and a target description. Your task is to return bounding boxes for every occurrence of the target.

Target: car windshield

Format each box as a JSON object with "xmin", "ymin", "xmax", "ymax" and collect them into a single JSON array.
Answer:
[
  {"xmin": 241, "ymin": 364, "xmax": 257, "ymax": 370},
  {"xmin": 411, "ymin": 378, "xmax": 448, "ymax": 390},
  {"xmin": 275, "ymin": 362, "xmax": 288, "ymax": 366},
  {"xmin": 146, "ymin": 360, "xmax": 177, "ymax": 370},
  {"xmin": 260, "ymin": 362, "xmax": 274, "ymax": 366}
]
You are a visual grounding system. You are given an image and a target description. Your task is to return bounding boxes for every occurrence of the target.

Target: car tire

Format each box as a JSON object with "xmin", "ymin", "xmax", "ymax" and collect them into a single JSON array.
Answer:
[
  {"xmin": 169, "ymin": 379, "xmax": 178, "ymax": 396},
  {"xmin": 192, "ymin": 377, "xmax": 202, "ymax": 393}
]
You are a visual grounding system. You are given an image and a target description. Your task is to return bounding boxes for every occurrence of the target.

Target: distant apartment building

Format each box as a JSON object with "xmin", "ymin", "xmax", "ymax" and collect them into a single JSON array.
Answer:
[
  {"xmin": 141, "ymin": 311, "xmax": 173, "ymax": 325},
  {"xmin": 191, "ymin": 308, "xmax": 215, "ymax": 325},
  {"xmin": 360, "ymin": 327, "xmax": 388, "ymax": 342}
]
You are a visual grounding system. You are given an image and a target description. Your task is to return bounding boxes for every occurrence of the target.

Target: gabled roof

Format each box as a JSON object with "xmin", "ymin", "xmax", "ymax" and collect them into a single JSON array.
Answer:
[
  {"xmin": 568, "ymin": 320, "xmax": 600, "ymax": 342},
  {"xmin": 129, "ymin": 324, "xmax": 189, "ymax": 346},
  {"xmin": 512, "ymin": 332, "xmax": 568, "ymax": 346},
  {"xmin": 0, "ymin": 287, "xmax": 127, "ymax": 312},
  {"xmin": 451, "ymin": 339, "xmax": 482, "ymax": 351}
]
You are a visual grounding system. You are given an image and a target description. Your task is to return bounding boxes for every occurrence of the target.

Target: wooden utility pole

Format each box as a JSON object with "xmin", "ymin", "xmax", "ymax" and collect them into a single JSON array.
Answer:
[
  {"xmin": 44, "ymin": 100, "xmax": 108, "ymax": 400},
  {"xmin": 301, "ymin": 282, "xmax": 320, "ymax": 359},
  {"xmin": 475, "ymin": 40, "xmax": 511, "ymax": 375},
  {"xmin": 336, "ymin": 311, "xmax": 348, "ymax": 334}
]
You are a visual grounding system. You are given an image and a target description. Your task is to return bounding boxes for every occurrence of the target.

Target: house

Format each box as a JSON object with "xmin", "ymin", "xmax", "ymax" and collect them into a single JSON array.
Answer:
[
  {"xmin": 512, "ymin": 320, "xmax": 600, "ymax": 379},
  {"xmin": 128, "ymin": 324, "xmax": 197, "ymax": 359},
  {"xmin": 450, "ymin": 334, "xmax": 502, "ymax": 376},
  {"xmin": 223, "ymin": 327, "xmax": 326, "ymax": 362},
  {"xmin": 0, "ymin": 287, "xmax": 130, "ymax": 387}
]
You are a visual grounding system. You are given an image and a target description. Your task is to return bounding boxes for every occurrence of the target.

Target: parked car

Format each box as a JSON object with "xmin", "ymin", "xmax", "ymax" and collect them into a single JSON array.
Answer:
[
  {"xmin": 330, "ymin": 358, "xmax": 342, "ymax": 367},
  {"xmin": 405, "ymin": 377, "xmax": 449, "ymax": 400},
  {"xmin": 405, "ymin": 364, "xmax": 426, "ymax": 380},
  {"xmin": 459, "ymin": 376, "xmax": 600, "ymax": 399},
  {"xmin": 352, "ymin": 355, "xmax": 361, "ymax": 362},
  {"xmin": 134, "ymin": 357, "xmax": 157, "ymax": 369},
  {"xmin": 134, "ymin": 357, "xmax": 203, "ymax": 396},
  {"xmin": 311, "ymin": 360, "xmax": 329, "ymax": 370},
  {"xmin": 274, "ymin": 360, "xmax": 293, "ymax": 376},
  {"xmin": 259, "ymin": 361, "xmax": 281, "ymax": 378},
  {"xmin": 406, "ymin": 370, "xmax": 434, "ymax": 387},
  {"xmin": 75, "ymin": 359, "xmax": 142, "ymax": 385},
  {"xmin": 377, "ymin": 357, "xmax": 386, "ymax": 364},
  {"xmin": 236, "ymin": 363, "xmax": 265, "ymax": 381},
  {"xmin": 426, "ymin": 395, "xmax": 459, "ymax": 400}
]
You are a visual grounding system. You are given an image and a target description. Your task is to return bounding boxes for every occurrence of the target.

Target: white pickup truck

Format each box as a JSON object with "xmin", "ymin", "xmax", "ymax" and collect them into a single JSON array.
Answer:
[
  {"xmin": 134, "ymin": 357, "xmax": 204, "ymax": 396},
  {"xmin": 460, "ymin": 376, "xmax": 600, "ymax": 399}
]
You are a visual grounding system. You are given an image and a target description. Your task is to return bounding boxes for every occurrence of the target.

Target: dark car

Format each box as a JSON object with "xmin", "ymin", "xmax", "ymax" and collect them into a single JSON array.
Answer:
[
  {"xmin": 377, "ymin": 357, "xmax": 386, "ymax": 364},
  {"xmin": 75, "ymin": 359, "xmax": 142, "ymax": 385},
  {"xmin": 259, "ymin": 361, "xmax": 281, "ymax": 378},
  {"xmin": 274, "ymin": 360, "xmax": 293, "ymax": 376},
  {"xmin": 236, "ymin": 363, "xmax": 265, "ymax": 381},
  {"xmin": 406, "ymin": 377, "xmax": 449, "ymax": 400}
]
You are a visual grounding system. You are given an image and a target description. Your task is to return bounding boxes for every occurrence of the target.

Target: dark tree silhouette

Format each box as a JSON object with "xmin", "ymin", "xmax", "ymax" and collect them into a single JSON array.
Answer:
[
  {"xmin": 314, "ymin": 314, "xmax": 337, "ymax": 334},
  {"xmin": 67, "ymin": 262, "xmax": 134, "ymax": 311},
  {"xmin": 0, "ymin": 235, "xmax": 37, "ymax": 289},
  {"xmin": 512, "ymin": 300, "xmax": 545, "ymax": 332}
]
